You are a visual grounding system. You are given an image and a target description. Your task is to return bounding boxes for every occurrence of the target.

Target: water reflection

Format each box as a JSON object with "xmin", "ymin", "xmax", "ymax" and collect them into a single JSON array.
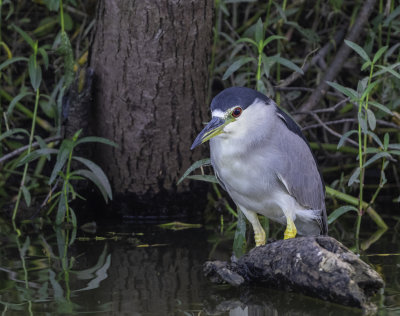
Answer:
[
  {"xmin": 0, "ymin": 224, "xmax": 112, "ymax": 315},
  {"xmin": 0, "ymin": 220, "xmax": 399, "ymax": 315},
  {"xmin": 96, "ymin": 226, "xmax": 210, "ymax": 315},
  {"xmin": 204, "ymin": 286, "xmax": 365, "ymax": 316}
]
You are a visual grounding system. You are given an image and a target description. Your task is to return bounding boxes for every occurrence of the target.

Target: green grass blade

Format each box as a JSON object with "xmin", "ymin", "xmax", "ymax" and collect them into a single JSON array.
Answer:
[
  {"xmin": 177, "ymin": 158, "xmax": 211, "ymax": 184},
  {"xmin": 56, "ymin": 191, "xmax": 67, "ymax": 225},
  {"xmin": 270, "ymin": 54, "xmax": 304, "ymax": 74},
  {"xmin": 327, "ymin": 81, "xmax": 358, "ymax": 100},
  {"xmin": 72, "ymin": 156, "xmax": 113, "ymax": 200},
  {"xmin": 222, "ymin": 57, "xmax": 255, "ymax": 80},
  {"xmin": 344, "ymin": 40, "xmax": 370, "ymax": 62},
  {"xmin": 337, "ymin": 130, "xmax": 357, "ymax": 149},
  {"xmin": 11, "ymin": 24, "xmax": 35, "ymax": 48},
  {"xmin": 49, "ymin": 140, "xmax": 73, "ymax": 184},
  {"xmin": 233, "ymin": 208, "xmax": 247, "ymax": 258},
  {"xmin": 72, "ymin": 169, "xmax": 109, "ymax": 202},
  {"xmin": 17, "ymin": 148, "xmax": 58, "ymax": 166},
  {"xmin": 75, "ymin": 136, "xmax": 118, "ymax": 148},
  {"xmin": 0, "ymin": 128, "xmax": 30, "ymax": 142},
  {"xmin": 327, "ymin": 205, "xmax": 358, "ymax": 225},
  {"xmin": 0, "ymin": 56, "xmax": 29, "ymax": 72},
  {"xmin": 21, "ymin": 185, "xmax": 31, "ymax": 207},
  {"xmin": 186, "ymin": 175, "xmax": 218, "ymax": 183},
  {"xmin": 363, "ymin": 152, "xmax": 391, "ymax": 168},
  {"xmin": 7, "ymin": 89, "xmax": 34, "ymax": 116}
]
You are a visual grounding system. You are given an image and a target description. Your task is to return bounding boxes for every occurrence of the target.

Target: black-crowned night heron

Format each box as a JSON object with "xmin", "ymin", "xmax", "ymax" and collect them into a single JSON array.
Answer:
[{"xmin": 191, "ymin": 87, "xmax": 327, "ymax": 246}]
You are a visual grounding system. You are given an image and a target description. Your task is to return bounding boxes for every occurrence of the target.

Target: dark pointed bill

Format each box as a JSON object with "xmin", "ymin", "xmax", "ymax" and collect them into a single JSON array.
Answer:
[{"xmin": 191, "ymin": 117, "xmax": 225, "ymax": 150}]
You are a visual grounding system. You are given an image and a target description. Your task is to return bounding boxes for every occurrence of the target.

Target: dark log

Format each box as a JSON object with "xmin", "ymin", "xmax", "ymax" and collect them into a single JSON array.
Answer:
[{"xmin": 204, "ymin": 236, "xmax": 384, "ymax": 311}]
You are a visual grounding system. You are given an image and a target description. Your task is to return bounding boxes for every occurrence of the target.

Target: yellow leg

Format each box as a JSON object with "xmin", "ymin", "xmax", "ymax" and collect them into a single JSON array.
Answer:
[
  {"xmin": 239, "ymin": 208, "xmax": 266, "ymax": 246},
  {"xmin": 254, "ymin": 228, "xmax": 266, "ymax": 247},
  {"xmin": 284, "ymin": 217, "xmax": 297, "ymax": 239}
]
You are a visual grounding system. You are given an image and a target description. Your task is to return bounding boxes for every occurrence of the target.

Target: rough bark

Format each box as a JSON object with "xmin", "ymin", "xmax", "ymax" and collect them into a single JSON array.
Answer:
[
  {"xmin": 204, "ymin": 236, "xmax": 384, "ymax": 311},
  {"xmin": 90, "ymin": 0, "xmax": 213, "ymax": 196}
]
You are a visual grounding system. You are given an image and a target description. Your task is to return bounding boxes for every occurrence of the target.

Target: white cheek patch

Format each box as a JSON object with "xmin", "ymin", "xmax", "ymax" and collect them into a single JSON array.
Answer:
[{"xmin": 212, "ymin": 109, "xmax": 225, "ymax": 118}]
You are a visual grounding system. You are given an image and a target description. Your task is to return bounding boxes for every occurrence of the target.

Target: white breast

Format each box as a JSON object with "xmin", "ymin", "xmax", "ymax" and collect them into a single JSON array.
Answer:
[{"xmin": 210, "ymin": 101, "xmax": 287, "ymax": 219}]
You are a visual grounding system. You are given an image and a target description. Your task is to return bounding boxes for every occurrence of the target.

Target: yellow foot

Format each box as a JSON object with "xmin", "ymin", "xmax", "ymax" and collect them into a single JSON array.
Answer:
[
  {"xmin": 254, "ymin": 229, "xmax": 266, "ymax": 247},
  {"xmin": 284, "ymin": 219, "xmax": 297, "ymax": 239}
]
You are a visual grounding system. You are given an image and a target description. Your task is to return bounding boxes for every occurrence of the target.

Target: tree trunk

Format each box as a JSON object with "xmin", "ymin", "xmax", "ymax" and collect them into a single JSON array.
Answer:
[{"xmin": 89, "ymin": 0, "xmax": 213, "ymax": 197}]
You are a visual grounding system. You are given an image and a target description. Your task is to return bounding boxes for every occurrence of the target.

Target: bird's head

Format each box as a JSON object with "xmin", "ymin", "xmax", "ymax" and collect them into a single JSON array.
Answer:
[{"xmin": 191, "ymin": 87, "xmax": 273, "ymax": 149}]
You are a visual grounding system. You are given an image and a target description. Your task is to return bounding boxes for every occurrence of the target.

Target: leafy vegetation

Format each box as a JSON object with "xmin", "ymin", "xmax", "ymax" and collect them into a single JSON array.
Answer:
[
  {"xmin": 0, "ymin": 1, "xmax": 112, "ymax": 228},
  {"xmin": 17, "ymin": 129, "xmax": 116, "ymax": 228},
  {"xmin": 1, "ymin": 0, "xmax": 400, "ymax": 253}
]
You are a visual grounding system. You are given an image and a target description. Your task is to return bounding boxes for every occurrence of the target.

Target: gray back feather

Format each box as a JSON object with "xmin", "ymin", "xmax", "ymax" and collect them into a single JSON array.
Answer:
[{"xmin": 273, "ymin": 108, "xmax": 327, "ymax": 235}]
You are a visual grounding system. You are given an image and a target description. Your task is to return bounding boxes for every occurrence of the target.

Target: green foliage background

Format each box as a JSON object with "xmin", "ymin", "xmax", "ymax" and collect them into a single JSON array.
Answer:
[
  {"xmin": 0, "ymin": 0, "xmax": 399, "ymax": 242},
  {"xmin": 185, "ymin": 0, "xmax": 400, "ymax": 250}
]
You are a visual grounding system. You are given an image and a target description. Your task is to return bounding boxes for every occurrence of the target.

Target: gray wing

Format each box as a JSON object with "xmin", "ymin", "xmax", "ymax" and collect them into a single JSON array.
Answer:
[
  {"xmin": 274, "ymin": 110, "xmax": 327, "ymax": 234},
  {"xmin": 274, "ymin": 148, "xmax": 325, "ymax": 210}
]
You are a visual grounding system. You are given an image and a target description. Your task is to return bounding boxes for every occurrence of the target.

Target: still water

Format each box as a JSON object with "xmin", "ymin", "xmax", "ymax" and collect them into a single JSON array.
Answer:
[{"xmin": 0, "ymin": 217, "xmax": 399, "ymax": 315}]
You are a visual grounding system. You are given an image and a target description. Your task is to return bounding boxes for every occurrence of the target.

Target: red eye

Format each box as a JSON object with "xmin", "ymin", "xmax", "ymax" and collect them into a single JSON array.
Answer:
[{"xmin": 232, "ymin": 107, "xmax": 242, "ymax": 118}]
